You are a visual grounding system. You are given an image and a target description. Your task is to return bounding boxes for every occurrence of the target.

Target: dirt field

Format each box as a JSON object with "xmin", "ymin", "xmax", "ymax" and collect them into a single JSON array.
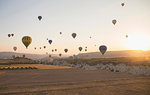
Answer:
[
  {"xmin": 0, "ymin": 64, "xmax": 72, "ymax": 69},
  {"xmin": 0, "ymin": 67, "xmax": 150, "ymax": 95}
]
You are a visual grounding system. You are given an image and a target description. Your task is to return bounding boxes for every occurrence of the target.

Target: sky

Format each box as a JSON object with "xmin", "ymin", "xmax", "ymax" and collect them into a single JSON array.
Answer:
[{"xmin": 0, "ymin": 0, "xmax": 150, "ymax": 55}]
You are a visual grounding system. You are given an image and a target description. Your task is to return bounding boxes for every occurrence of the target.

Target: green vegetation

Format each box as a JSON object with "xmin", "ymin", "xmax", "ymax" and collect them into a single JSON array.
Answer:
[{"xmin": 0, "ymin": 67, "xmax": 37, "ymax": 70}]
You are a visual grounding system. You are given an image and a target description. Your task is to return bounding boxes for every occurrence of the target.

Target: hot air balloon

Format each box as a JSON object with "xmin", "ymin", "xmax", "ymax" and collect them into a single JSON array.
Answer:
[
  {"xmin": 50, "ymin": 58, "xmax": 54, "ymax": 62},
  {"xmin": 55, "ymin": 49, "xmax": 57, "ymax": 51},
  {"xmin": 85, "ymin": 46, "xmax": 87, "ymax": 48},
  {"xmin": 52, "ymin": 49, "xmax": 54, "ymax": 52},
  {"xmin": 64, "ymin": 49, "xmax": 68, "ymax": 53},
  {"xmin": 48, "ymin": 40, "xmax": 52, "ymax": 44},
  {"xmin": 11, "ymin": 34, "xmax": 14, "ymax": 37},
  {"xmin": 38, "ymin": 16, "xmax": 42, "ymax": 21},
  {"xmin": 112, "ymin": 19, "xmax": 117, "ymax": 25},
  {"xmin": 90, "ymin": 36, "xmax": 91, "ymax": 39},
  {"xmin": 59, "ymin": 53, "xmax": 62, "ymax": 57},
  {"xmin": 60, "ymin": 32, "xmax": 62, "ymax": 35},
  {"xmin": 13, "ymin": 46, "xmax": 17, "ymax": 51},
  {"xmin": 49, "ymin": 55, "xmax": 51, "ymax": 58},
  {"xmin": 74, "ymin": 55, "xmax": 78, "ymax": 59},
  {"xmin": 8, "ymin": 34, "xmax": 11, "ymax": 37},
  {"xmin": 22, "ymin": 36, "xmax": 32, "ymax": 49},
  {"xmin": 34, "ymin": 47, "xmax": 36, "ymax": 50},
  {"xmin": 79, "ymin": 47, "xmax": 82, "ymax": 51},
  {"xmin": 125, "ymin": 35, "xmax": 128, "ymax": 38},
  {"xmin": 99, "ymin": 45, "xmax": 107, "ymax": 55},
  {"xmin": 44, "ymin": 46, "xmax": 46, "ymax": 49},
  {"xmin": 47, "ymin": 38, "xmax": 48, "ymax": 40},
  {"xmin": 72, "ymin": 33, "xmax": 77, "ymax": 39},
  {"xmin": 23, "ymin": 54, "xmax": 25, "ymax": 58},
  {"xmin": 121, "ymin": 3, "xmax": 125, "ymax": 6},
  {"xmin": 85, "ymin": 49, "xmax": 87, "ymax": 52}
]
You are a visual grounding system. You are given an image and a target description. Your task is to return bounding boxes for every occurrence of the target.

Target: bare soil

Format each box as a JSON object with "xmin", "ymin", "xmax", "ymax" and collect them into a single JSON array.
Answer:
[{"xmin": 0, "ymin": 67, "xmax": 149, "ymax": 95}]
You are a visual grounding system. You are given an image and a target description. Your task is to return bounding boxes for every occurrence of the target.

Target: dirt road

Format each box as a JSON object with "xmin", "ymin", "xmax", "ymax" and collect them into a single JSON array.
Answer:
[{"xmin": 0, "ymin": 68, "xmax": 150, "ymax": 95}]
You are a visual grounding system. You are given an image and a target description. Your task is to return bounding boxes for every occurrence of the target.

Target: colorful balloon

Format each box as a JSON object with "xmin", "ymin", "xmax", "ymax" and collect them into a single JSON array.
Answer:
[
  {"xmin": 99, "ymin": 45, "xmax": 107, "ymax": 55},
  {"xmin": 48, "ymin": 40, "xmax": 52, "ymax": 44},
  {"xmin": 22, "ymin": 36, "xmax": 32, "ymax": 49},
  {"xmin": 13, "ymin": 46, "xmax": 17, "ymax": 51},
  {"xmin": 112, "ymin": 19, "xmax": 117, "ymax": 25},
  {"xmin": 64, "ymin": 49, "xmax": 68, "ymax": 53},
  {"xmin": 50, "ymin": 58, "xmax": 54, "ymax": 62},
  {"xmin": 79, "ymin": 47, "xmax": 82, "ymax": 51},
  {"xmin": 38, "ymin": 16, "xmax": 42, "ymax": 21},
  {"xmin": 72, "ymin": 33, "xmax": 77, "ymax": 38}
]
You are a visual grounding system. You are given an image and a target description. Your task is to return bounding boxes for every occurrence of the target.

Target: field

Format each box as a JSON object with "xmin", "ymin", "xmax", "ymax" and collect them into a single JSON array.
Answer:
[{"xmin": 0, "ymin": 57, "xmax": 150, "ymax": 95}]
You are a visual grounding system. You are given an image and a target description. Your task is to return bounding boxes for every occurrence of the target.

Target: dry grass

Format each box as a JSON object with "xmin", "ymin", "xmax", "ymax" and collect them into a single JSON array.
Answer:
[{"xmin": 0, "ymin": 64, "xmax": 72, "ymax": 69}]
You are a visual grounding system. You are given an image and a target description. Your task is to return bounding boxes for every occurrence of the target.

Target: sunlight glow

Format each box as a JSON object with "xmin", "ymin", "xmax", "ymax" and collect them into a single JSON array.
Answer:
[{"xmin": 125, "ymin": 33, "xmax": 150, "ymax": 51}]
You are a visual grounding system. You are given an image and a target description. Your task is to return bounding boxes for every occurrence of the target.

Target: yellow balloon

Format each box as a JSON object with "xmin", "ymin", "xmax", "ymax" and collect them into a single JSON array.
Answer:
[
  {"xmin": 22, "ymin": 36, "xmax": 32, "ymax": 49},
  {"xmin": 50, "ymin": 58, "xmax": 54, "ymax": 62}
]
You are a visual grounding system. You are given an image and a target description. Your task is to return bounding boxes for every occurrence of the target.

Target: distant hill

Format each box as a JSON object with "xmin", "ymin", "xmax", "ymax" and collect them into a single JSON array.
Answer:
[
  {"xmin": 0, "ymin": 52, "xmax": 57, "ymax": 60},
  {"xmin": 77, "ymin": 50, "xmax": 150, "ymax": 59},
  {"xmin": 1, "ymin": 50, "xmax": 150, "ymax": 60}
]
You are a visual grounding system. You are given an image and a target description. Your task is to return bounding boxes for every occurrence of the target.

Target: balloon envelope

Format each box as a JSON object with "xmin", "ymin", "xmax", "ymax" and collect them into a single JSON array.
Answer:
[
  {"xmin": 38, "ymin": 16, "xmax": 42, "ymax": 21},
  {"xmin": 112, "ymin": 19, "xmax": 117, "ymax": 25},
  {"xmin": 22, "ymin": 36, "xmax": 32, "ymax": 49},
  {"xmin": 13, "ymin": 46, "xmax": 17, "ymax": 51},
  {"xmin": 99, "ymin": 45, "xmax": 107, "ymax": 55},
  {"xmin": 8, "ymin": 34, "xmax": 11, "ymax": 37},
  {"xmin": 48, "ymin": 40, "xmax": 52, "ymax": 44},
  {"xmin": 11, "ymin": 34, "xmax": 14, "ymax": 37},
  {"xmin": 64, "ymin": 49, "xmax": 68, "ymax": 53},
  {"xmin": 121, "ymin": 3, "xmax": 125, "ymax": 6},
  {"xmin": 72, "ymin": 33, "xmax": 77, "ymax": 38},
  {"xmin": 79, "ymin": 47, "xmax": 82, "ymax": 51},
  {"xmin": 59, "ymin": 53, "xmax": 62, "ymax": 57}
]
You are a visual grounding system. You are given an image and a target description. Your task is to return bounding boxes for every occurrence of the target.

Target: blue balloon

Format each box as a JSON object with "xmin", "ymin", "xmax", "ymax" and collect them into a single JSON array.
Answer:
[
  {"xmin": 99, "ymin": 45, "xmax": 107, "ymax": 55},
  {"xmin": 48, "ymin": 40, "xmax": 52, "ymax": 44},
  {"xmin": 74, "ymin": 56, "xmax": 78, "ymax": 59}
]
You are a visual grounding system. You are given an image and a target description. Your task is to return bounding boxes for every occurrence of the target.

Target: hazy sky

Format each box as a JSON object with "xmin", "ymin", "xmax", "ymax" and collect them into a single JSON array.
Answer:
[{"xmin": 0, "ymin": 0, "xmax": 150, "ymax": 55}]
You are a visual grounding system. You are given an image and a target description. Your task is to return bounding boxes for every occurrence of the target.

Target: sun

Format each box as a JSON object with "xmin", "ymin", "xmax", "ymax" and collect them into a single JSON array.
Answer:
[{"xmin": 125, "ymin": 33, "xmax": 150, "ymax": 51}]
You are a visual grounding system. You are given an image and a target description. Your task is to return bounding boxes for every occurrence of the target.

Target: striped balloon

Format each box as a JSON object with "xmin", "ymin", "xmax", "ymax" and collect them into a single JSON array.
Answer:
[{"xmin": 22, "ymin": 36, "xmax": 32, "ymax": 49}]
